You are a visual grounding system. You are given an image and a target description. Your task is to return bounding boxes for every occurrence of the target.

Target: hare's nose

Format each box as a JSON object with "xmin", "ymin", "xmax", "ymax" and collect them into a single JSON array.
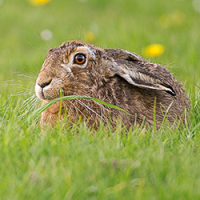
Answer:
[{"xmin": 38, "ymin": 79, "xmax": 52, "ymax": 88}]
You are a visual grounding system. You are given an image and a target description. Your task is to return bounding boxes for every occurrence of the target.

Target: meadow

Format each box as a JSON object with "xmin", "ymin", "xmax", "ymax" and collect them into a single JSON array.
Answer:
[{"xmin": 0, "ymin": 0, "xmax": 200, "ymax": 199}]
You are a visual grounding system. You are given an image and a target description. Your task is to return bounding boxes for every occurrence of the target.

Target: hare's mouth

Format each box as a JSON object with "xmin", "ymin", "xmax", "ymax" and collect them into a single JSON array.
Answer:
[{"xmin": 35, "ymin": 82, "xmax": 60, "ymax": 101}]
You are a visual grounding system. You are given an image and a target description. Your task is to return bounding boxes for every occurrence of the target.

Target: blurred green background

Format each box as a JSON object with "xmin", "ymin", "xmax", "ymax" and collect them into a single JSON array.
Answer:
[{"xmin": 0, "ymin": 0, "xmax": 200, "ymax": 92}]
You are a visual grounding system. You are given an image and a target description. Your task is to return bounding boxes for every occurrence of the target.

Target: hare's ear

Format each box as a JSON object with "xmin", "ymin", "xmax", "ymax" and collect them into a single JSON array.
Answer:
[
  {"xmin": 104, "ymin": 48, "xmax": 175, "ymax": 95},
  {"xmin": 105, "ymin": 48, "xmax": 143, "ymax": 61},
  {"xmin": 118, "ymin": 68, "xmax": 176, "ymax": 96},
  {"xmin": 108, "ymin": 60, "xmax": 176, "ymax": 96}
]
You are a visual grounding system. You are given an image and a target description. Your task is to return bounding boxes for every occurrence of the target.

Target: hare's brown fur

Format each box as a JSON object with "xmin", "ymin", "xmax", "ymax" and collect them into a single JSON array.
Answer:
[{"xmin": 35, "ymin": 41, "xmax": 190, "ymax": 128}]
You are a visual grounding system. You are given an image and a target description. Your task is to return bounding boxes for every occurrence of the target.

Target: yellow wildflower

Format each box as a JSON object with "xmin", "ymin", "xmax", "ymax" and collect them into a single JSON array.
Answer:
[
  {"xmin": 30, "ymin": 0, "xmax": 51, "ymax": 6},
  {"xmin": 84, "ymin": 31, "xmax": 95, "ymax": 43},
  {"xmin": 159, "ymin": 10, "xmax": 185, "ymax": 29},
  {"xmin": 143, "ymin": 44, "xmax": 164, "ymax": 57}
]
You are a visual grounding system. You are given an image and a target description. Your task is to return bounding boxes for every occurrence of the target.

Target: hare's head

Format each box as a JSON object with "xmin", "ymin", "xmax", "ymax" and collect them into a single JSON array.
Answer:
[
  {"xmin": 35, "ymin": 40, "xmax": 175, "ymax": 102},
  {"xmin": 35, "ymin": 41, "xmax": 98, "ymax": 101}
]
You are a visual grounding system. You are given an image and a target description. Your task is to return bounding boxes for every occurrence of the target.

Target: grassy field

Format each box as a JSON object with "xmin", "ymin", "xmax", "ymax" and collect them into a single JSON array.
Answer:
[{"xmin": 0, "ymin": 0, "xmax": 200, "ymax": 199}]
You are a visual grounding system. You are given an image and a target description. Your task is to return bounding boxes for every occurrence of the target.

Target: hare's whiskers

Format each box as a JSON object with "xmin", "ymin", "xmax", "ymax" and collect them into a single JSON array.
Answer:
[
  {"xmin": 74, "ymin": 99, "xmax": 93, "ymax": 119},
  {"xmin": 63, "ymin": 100, "xmax": 75, "ymax": 116},
  {"xmin": 68, "ymin": 100, "xmax": 87, "ymax": 120},
  {"xmin": 18, "ymin": 95, "xmax": 39, "ymax": 118},
  {"xmin": 75, "ymin": 99, "xmax": 106, "ymax": 123}
]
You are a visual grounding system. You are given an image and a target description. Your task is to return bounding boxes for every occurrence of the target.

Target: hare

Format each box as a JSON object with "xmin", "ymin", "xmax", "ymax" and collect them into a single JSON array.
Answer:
[{"xmin": 35, "ymin": 40, "xmax": 190, "ymax": 129}]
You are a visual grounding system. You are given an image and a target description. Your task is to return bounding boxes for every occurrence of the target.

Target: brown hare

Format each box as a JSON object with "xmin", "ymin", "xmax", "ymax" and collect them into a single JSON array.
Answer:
[{"xmin": 35, "ymin": 40, "xmax": 190, "ymax": 129}]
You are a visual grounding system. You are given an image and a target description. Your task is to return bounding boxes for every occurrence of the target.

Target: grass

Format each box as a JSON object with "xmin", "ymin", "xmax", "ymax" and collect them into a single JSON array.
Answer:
[
  {"xmin": 29, "ymin": 95, "xmax": 131, "ymax": 122},
  {"xmin": 0, "ymin": 0, "xmax": 200, "ymax": 199}
]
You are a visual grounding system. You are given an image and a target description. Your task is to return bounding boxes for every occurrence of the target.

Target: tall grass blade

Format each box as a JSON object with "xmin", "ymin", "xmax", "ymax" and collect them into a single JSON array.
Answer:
[{"xmin": 28, "ymin": 95, "xmax": 131, "ymax": 122}]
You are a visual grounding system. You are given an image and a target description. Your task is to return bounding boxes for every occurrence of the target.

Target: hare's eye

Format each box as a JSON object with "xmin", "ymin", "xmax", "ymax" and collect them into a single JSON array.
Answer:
[{"xmin": 74, "ymin": 54, "xmax": 86, "ymax": 65}]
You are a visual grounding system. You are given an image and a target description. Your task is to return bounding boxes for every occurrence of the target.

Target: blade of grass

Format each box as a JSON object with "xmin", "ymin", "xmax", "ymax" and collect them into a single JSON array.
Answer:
[{"xmin": 28, "ymin": 95, "xmax": 132, "ymax": 122}]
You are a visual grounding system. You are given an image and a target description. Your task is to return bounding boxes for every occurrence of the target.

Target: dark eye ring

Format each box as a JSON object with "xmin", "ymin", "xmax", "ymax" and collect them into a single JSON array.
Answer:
[{"xmin": 74, "ymin": 54, "xmax": 86, "ymax": 65}]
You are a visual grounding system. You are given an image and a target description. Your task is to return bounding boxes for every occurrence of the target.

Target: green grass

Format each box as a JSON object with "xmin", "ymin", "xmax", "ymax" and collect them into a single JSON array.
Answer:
[{"xmin": 0, "ymin": 0, "xmax": 200, "ymax": 199}]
